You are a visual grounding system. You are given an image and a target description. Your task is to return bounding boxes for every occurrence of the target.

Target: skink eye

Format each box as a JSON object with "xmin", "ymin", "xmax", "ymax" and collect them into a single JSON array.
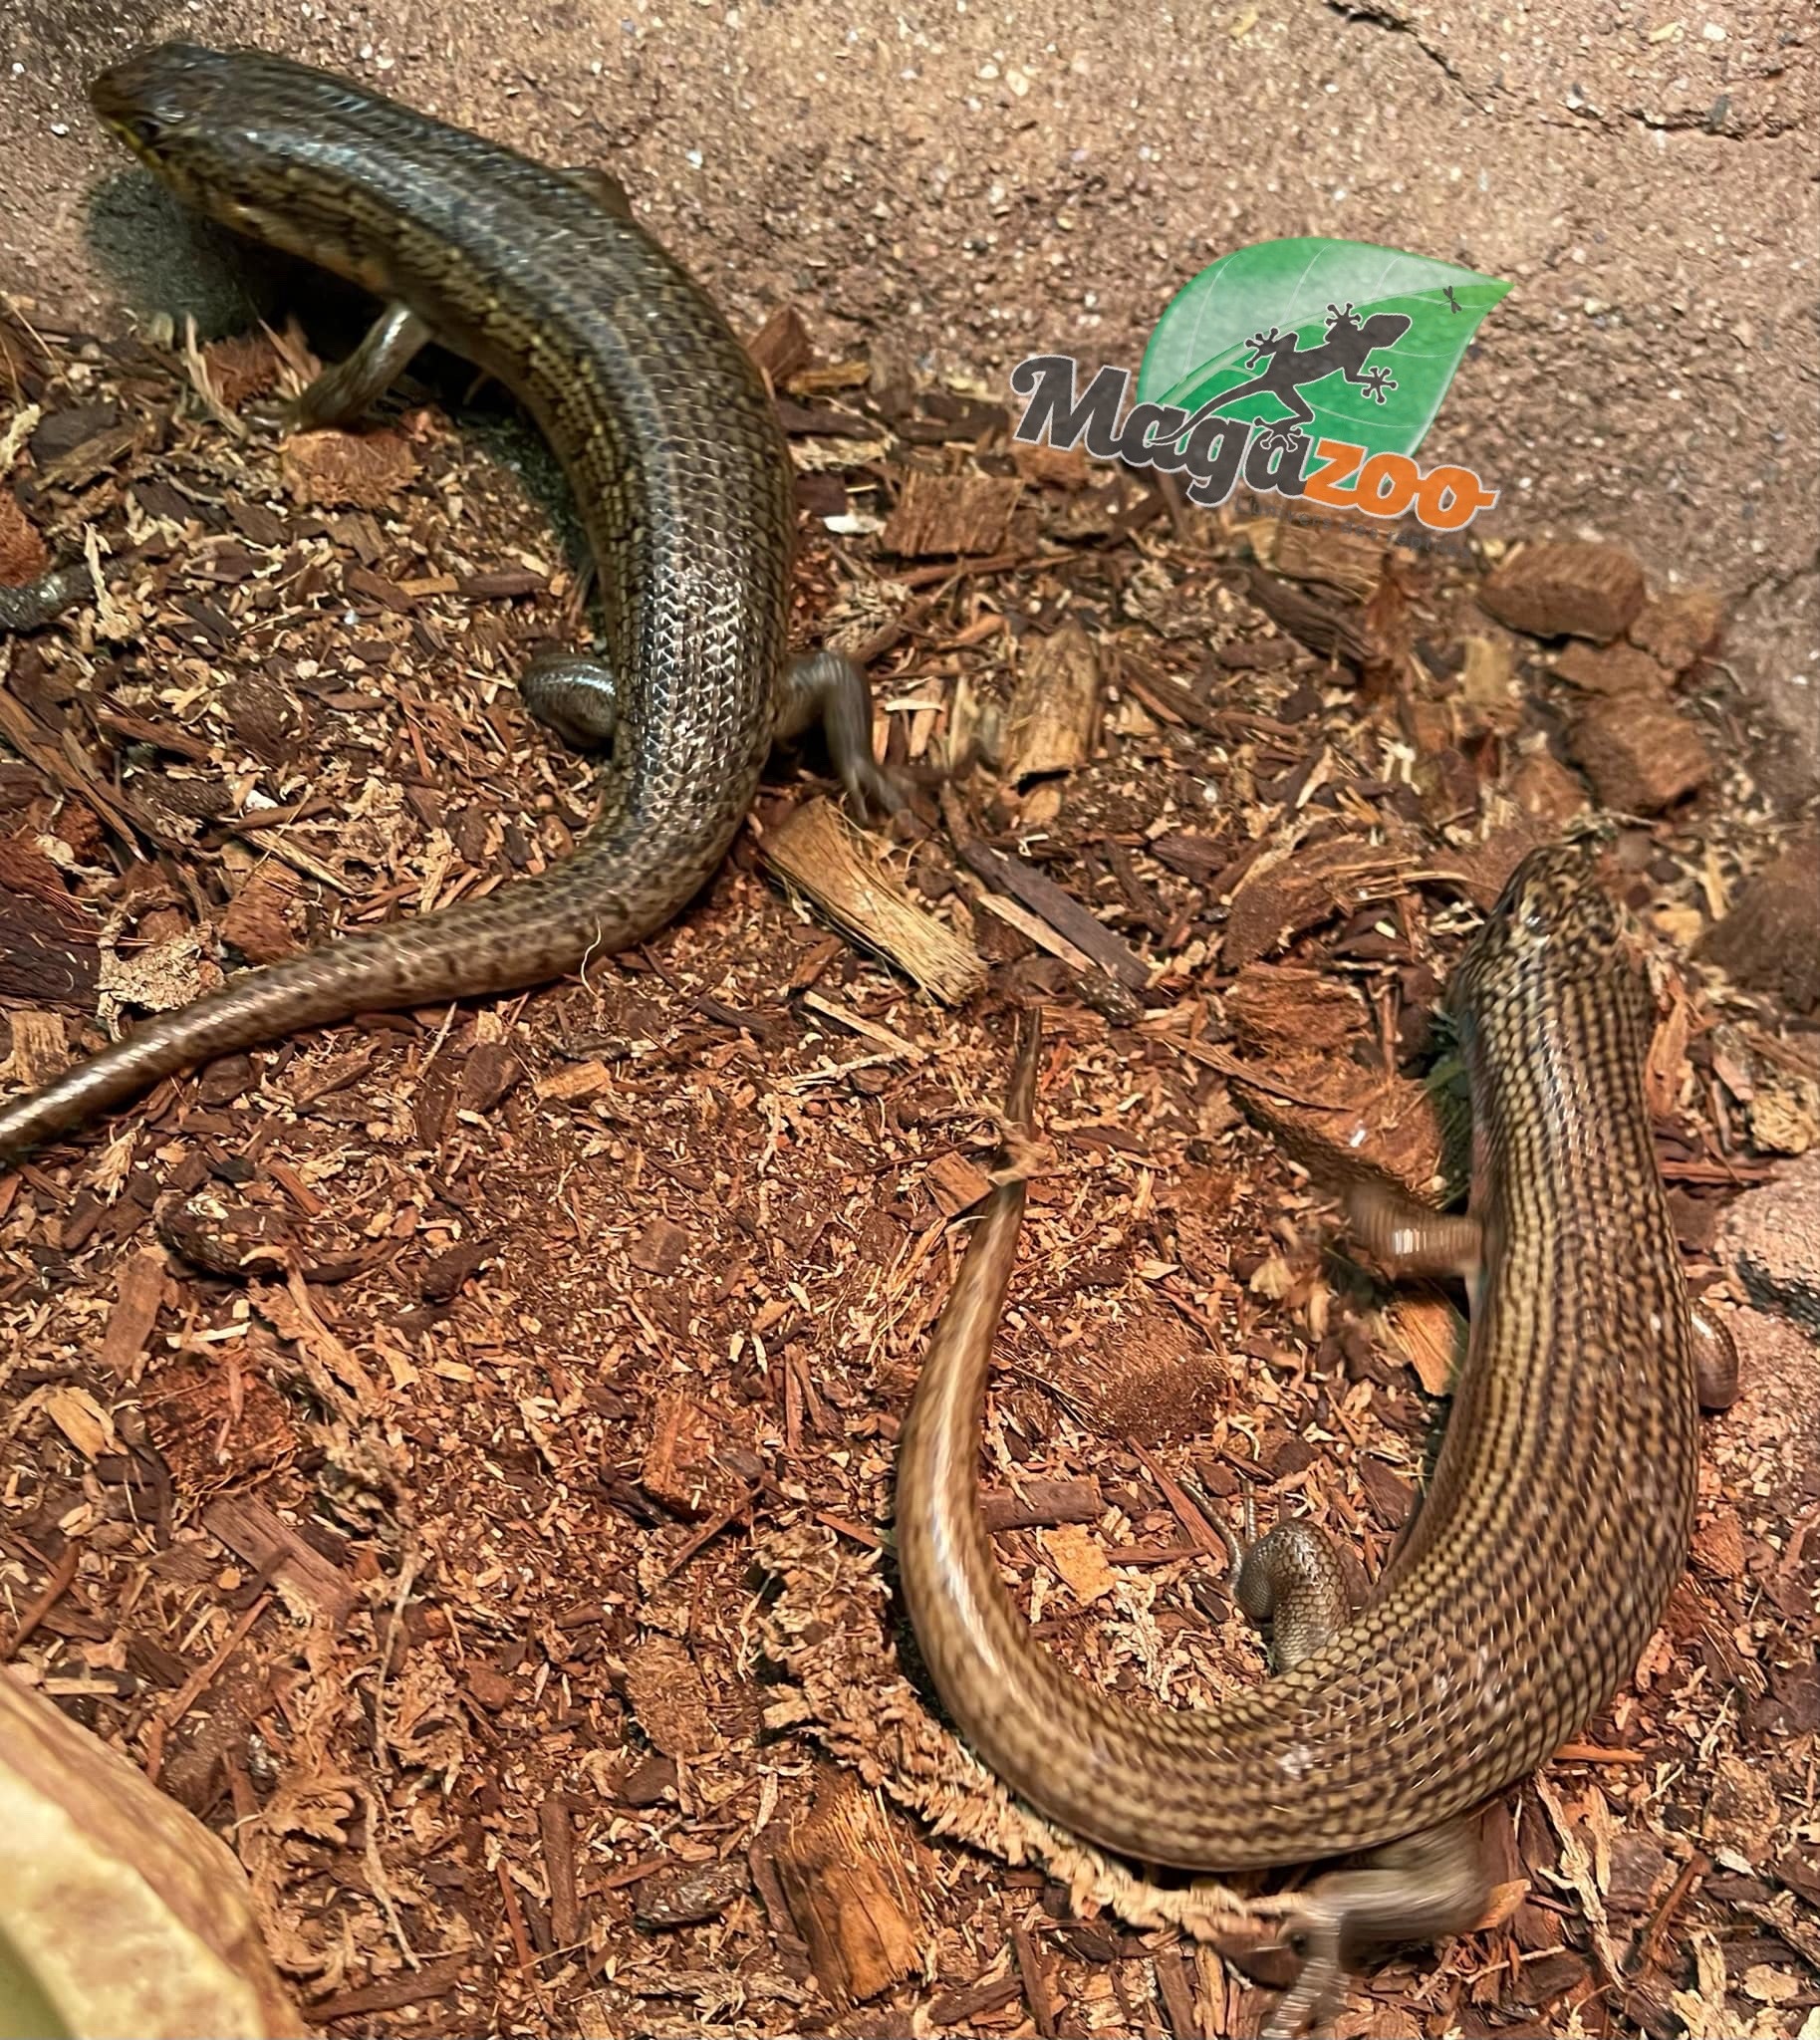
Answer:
[{"xmin": 122, "ymin": 114, "xmax": 163, "ymax": 149}]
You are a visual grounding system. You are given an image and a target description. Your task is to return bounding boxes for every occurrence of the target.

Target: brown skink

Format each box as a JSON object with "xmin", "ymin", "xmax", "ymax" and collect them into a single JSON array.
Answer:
[
  {"xmin": 0, "ymin": 43, "xmax": 894, "ymax": 1164},
  {"xmin": 898, "ymin": 844, "xmax": 1734, "ymax": 2026}
]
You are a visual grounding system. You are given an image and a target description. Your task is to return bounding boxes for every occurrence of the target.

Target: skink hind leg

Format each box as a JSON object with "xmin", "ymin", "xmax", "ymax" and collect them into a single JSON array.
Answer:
[
  {"xmin": 520, "ymin": 651, "xmax": 622, "ymax": 750},
  {"xmin": 519, "ymin": 645, "xmax": 905, "ymax": 819},
  {"xmin": 776, "ymin": 648, "xmax": 907, "ymax": 818},
  {"xmin": 1213, "ymin": 1508, "xmax": 1491, "ymax": 2038},
  {"xmin": 1265, "ymin": 1822, "xmax": 1490, "ymax": 2040},
  {"xmin": 289, "ymin": 302, "xmax": 431, "ymax": 429}
]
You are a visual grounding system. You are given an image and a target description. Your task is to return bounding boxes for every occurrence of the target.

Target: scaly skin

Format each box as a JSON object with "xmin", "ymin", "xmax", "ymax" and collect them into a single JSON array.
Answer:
[
  {"xmin": 0, "ymin": 44, "xmax": 821, "ymax": 1161},
  {"xmin": 897, "ymin": 845, "xmax": 1701, "ymax": 1969}
]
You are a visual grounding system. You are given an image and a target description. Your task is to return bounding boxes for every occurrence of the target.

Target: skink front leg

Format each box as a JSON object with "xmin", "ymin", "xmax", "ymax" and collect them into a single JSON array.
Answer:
[
  {"xmin": 289, "ymin": 301, "xmax": 432, "ymax": 429},
  {"xmin": 1343, "ymin": 1180, "xmax": 1481, "ymax": 1281}
]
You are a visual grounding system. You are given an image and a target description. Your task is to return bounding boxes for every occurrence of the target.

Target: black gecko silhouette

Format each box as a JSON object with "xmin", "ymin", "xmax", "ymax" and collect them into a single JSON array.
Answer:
[{"xmin": 1197, "ymin": 301, "xmax": 1413, "ymax": 454}]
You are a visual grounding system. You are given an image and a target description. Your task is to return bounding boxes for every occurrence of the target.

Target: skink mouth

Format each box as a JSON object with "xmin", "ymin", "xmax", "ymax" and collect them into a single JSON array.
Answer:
[{"xmin": 96, "ymin": 113, "xmax": 163, "ymax": 166}]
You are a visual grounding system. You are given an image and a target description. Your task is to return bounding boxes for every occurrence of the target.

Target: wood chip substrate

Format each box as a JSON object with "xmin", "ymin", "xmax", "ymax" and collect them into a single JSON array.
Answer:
[{"xmin": 2, "ymin": 302, "xmax": 1816, "ymax": 2039}]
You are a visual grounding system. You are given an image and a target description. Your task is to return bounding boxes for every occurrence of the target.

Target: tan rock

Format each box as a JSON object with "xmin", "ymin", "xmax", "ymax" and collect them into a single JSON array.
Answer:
[
  {"xmin": 1508, "ymin": 747, "xmax": 1589, "ymax": 825},
  {"xmin": 0, "ymin": 1670, "xmax": 303, "ymax": 2038},
  {"xmin": 1717, "ymin": 1149, "xmax": 1820, "ymax": 1337}
]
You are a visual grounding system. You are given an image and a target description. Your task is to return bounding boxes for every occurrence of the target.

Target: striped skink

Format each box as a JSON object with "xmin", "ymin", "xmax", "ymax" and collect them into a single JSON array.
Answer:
[
  {"xmin": 898, "ymin": 843, "xmax": 1736, "ymax": 2029},
  {"xmin": 0, "ymin": 43, "xmax": 896, "ymax": 1163}
]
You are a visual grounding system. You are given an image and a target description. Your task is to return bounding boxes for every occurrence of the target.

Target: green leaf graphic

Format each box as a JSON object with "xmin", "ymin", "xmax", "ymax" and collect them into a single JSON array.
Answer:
[{"xmin": 1136, "ymin": 238, "xmax": 1509, "ymax": 460}]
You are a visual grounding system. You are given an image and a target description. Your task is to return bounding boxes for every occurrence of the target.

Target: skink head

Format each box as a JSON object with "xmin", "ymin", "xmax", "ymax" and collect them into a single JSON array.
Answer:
[
  {"xmin": 91, "ymin": 45, "xmax": 242, "ymax": 192},
  {"xmin": 1450, "ymin": 840, "xmax": 1630, "ymax": 1012},
  {"xmin": 89, "ymin": 44, "xmax": 411, "ymax": 293}
]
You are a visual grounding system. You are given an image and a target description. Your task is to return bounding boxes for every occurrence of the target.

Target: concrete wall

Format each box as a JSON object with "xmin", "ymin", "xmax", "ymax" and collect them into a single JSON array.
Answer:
[{"xmin": 3, "ymin": 0, "xmax": 1814, "ymax": 781}]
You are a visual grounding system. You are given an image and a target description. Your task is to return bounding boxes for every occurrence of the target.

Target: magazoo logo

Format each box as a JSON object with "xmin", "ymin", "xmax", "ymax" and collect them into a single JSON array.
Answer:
[{"xmin": 1012, "ymin": 238, "xmax": 1510, "ymax": 532}]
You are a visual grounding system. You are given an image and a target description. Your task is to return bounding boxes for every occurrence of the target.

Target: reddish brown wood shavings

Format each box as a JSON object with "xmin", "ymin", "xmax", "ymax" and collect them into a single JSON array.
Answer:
[
  {"xmin": 0, "ymin": 312, "xmax": 1811, "ymax": 2040},
  {"xmin": 0, "ymin": 490, "xmax": 50, "ymax": 585}
]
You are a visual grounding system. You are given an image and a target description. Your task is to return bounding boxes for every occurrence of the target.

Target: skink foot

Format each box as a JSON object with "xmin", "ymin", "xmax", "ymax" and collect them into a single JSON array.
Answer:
[
  {"xmin": 777, "ymin": 647, "xmax": 908, "ymax": 819},
  {"xmin": 1261, "ymin": 1906, "xmax": 1344, "ymax": 2038}
]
